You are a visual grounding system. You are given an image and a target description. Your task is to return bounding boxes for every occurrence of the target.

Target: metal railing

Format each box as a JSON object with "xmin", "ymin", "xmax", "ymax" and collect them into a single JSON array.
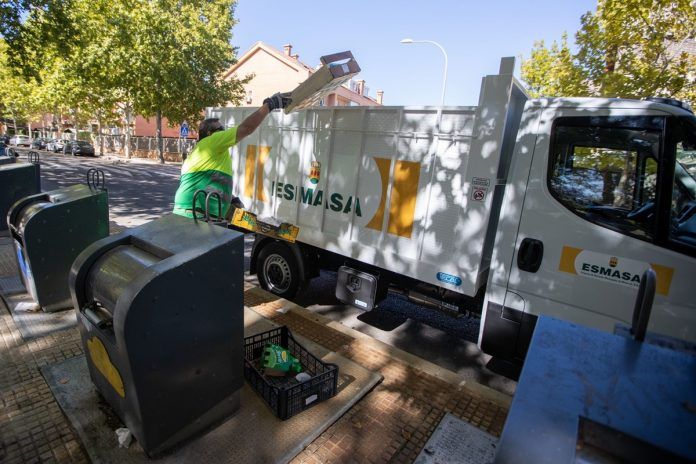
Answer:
[{"xmin": 98, "ymin": 135, "xmax": 196, "ymax": 156}]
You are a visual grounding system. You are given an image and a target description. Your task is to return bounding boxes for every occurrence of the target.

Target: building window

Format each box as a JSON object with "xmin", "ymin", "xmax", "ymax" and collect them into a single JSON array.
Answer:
[{"xmin": 246, "ymin": 90, "xmax": 253, "ymax": 105}]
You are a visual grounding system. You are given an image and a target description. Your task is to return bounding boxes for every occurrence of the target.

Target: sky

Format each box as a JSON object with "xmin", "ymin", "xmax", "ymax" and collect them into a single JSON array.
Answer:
[{"xmin": 231, "ymin": 0, "xmax": 597, "ymax": 106}]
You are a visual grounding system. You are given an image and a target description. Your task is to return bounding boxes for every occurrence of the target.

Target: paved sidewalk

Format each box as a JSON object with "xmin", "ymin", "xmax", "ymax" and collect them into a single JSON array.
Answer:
[{"xmin": 0, "ymin": 238, "xmax": 511, "ymax": 463}]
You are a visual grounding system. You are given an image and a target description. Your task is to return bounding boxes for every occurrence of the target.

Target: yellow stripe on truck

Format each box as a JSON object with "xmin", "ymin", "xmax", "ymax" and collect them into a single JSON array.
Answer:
[
  {"xmin": 387, "ymin": 160, "xmax": 420, "ymax": 238},
  {"xmin": 244, "ymin": 145, "xmax": 257, "ymax": 199},
  {"xmin": 366, "ymin": 157, "xmax": 391, "ymax": 231},
  {"xmin": 256, "ymin": 145, "xmax": 270, "ymax": 203},
  {"xmin": 244, "ymin": 145, "xmax": 271, "ymax": 202},
  {"xmin": 650, "ymin": 263, "xmax": 674, "ymax": 296}
]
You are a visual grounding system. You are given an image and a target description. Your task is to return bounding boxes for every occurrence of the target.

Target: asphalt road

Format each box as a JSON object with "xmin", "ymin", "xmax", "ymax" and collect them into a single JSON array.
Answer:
[{"xmin": 30, "ymin": 150, "xmax": 516, "ymax": 395}]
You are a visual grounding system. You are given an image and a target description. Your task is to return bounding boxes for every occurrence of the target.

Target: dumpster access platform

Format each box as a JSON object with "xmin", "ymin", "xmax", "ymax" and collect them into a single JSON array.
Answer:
[{"xmin": 0, "ymin": 231, "xmax": 510, "ymax": 464}]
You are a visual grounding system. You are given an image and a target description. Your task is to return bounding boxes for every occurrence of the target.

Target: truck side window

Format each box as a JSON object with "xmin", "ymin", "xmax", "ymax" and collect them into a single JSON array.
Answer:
[
  {"xmin": 669, "ymin": 125, "xmax": 696, "ymax": 251},
  {"xmin": 548, "ymin": 119, "xmax": 661, "ymax": 241}
]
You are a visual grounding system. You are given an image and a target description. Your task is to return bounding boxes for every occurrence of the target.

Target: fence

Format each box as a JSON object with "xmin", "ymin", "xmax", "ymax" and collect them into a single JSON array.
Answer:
[{"xmin": 98, "ymin": 135, "xmax": 196, "ymax": 161}]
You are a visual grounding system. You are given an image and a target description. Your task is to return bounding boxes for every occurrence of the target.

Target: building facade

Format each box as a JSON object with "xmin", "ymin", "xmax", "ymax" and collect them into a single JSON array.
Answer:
[{"xmin": 223, "ymin": 42, "xmax": 383, "ymax": 108}]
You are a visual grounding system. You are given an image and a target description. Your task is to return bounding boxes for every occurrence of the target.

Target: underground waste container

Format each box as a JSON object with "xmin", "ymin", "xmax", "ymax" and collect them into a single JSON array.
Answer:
[
  {"xmin": 8, "ymin": 171, "xmax": 108, "ymax": 311},
  {"xmin": 69, "ymin": 213, "xmax": 245, "ymax": 456},
  {"xmin": 1, "ymin": 154, "xmax": 40, "ymax": 232}
]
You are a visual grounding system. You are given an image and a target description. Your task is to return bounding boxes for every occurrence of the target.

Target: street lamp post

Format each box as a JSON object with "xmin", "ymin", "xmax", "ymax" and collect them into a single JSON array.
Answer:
[{"xmin": 400, "ymin": 38, "xmax": 448, "ymax": 106}]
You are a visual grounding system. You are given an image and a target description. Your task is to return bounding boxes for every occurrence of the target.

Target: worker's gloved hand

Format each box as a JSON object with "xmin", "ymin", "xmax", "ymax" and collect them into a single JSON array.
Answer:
[{"xmin": 263, "ymin": 92, "xmax": 292, "ymax": 111}]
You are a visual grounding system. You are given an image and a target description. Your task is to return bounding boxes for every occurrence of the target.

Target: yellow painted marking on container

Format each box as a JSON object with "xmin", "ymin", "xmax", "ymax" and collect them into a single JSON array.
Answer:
[
  {"xmin": 244, "ymin": 145, "xmax": 257, "ymax": 199},
  {"xmin": 256, "ymin": 145, "xmax": 271, "ymax": 202},
  {"xmin": 650, "ymin": 263, "xmax": 674, "ymax": 296},
  {"xmin": 87, "ymin": 337, "xmax": 125, "ymax": 398},
  {"xmin": 558, "ymin": 246, "xmax": 582, "ymax": 274},
  {"xmin": 387, "ymin": 160, "xmax": 420, "ymax": 238}
]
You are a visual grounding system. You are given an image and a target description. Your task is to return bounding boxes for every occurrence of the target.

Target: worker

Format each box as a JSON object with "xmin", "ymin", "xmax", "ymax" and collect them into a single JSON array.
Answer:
[{"xmin": 173, "ymin": 92, "xmax": 291, "ymax": 219}]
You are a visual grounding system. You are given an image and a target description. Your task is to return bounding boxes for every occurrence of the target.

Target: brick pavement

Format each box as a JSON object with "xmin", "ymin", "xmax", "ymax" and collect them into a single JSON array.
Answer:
[{"xmin": 0, "ymin": 250, "xmax": 510, "ymax": 463}]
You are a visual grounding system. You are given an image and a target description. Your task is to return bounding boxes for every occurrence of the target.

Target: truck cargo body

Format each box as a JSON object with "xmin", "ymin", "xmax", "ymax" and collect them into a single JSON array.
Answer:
[
  {"xmin": 208, "ymin": 58, "xmax": 696, "ymax": 365},
  {"xmin": 209, "ymin": 60, "xmax": 525, "ymax": 300}
]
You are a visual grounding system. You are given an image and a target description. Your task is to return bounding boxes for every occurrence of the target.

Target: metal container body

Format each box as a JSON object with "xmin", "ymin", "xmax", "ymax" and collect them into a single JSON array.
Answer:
[
  {"xmin": 85, "ymin": 245, "xmax": 160, "ymax": 311},
  {"xmin": 9, "ymin": 184, "xmax": 109, "ymax": 311},
  {"xmin": 70, "ymin": 214, "xmax": 245, "ymax": 456},
  {"xmin": 1, "ymin": 162, "xmax": 40, "ymax": 232}
]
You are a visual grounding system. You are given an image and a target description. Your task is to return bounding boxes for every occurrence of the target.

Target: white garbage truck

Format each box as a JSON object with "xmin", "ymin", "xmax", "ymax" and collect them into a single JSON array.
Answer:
[{"xmin": 208, "ymin": 57, "xmax": 696, "ymax": 367}]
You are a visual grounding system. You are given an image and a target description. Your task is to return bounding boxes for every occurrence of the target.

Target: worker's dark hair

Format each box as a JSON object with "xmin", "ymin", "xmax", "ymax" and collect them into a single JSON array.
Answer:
[{"xmin": 198, "ymin": 118, "xmax": 221, "ymax": 141}]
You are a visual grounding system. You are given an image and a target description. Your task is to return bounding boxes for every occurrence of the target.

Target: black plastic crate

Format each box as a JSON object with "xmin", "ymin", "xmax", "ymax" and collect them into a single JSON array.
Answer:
[{"xmin": 243, "ymin": 326, "xmax": 339, "ymax": 420}]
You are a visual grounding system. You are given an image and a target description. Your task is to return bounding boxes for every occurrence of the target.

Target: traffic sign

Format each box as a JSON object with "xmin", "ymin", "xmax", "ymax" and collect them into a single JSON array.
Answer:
[{"xmin": 180, "ymin": 123, "xmax": 189, "ymax": 138}]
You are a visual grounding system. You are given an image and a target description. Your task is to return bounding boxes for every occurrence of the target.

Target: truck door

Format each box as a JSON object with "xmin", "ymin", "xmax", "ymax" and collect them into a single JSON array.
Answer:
[{"xmin": 502, "ymin": 109, "xmax": 696, "ymax": 360}]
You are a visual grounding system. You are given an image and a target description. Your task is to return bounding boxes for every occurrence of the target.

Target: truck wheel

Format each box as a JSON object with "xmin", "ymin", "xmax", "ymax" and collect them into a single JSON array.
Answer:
[{"xmin": 257, "ymin": 242, "xmax": 302, "ymax": 299}]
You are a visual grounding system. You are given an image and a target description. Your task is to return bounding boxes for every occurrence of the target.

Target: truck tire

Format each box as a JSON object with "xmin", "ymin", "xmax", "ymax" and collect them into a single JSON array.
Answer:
[{"xmin": 257, "ymin": 242, "xmax": 303, "ymax": 299}]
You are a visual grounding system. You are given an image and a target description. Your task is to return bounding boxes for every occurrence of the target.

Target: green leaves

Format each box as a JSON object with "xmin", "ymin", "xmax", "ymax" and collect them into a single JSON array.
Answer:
[
  {"xmin": 521, "ymin": 0, "xmax": 696, "ymax": 103},
  {"xmin": 0, "ymin": 0, "xmax": 245, "ymax": 143}
]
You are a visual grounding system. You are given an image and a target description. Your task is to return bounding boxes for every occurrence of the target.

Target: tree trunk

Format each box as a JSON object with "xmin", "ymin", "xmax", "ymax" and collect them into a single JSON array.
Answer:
[
  {"xmin": 156, "ymin": 108, "xmax": 164, "ymax": 164},
  {"xmin": 613, "ymin": 155, "xmax": 634, "ymax": 208},
  {"xmin": 125, "ymin": 105, "xmax": 132, "ymax": 159},
  {"xmin": 97, "ymin": 113, "xmax": 104, "ymax": 157},
  {"xmin": 27, "ymin": 122, "xmax": 32, "ymax": 141}
]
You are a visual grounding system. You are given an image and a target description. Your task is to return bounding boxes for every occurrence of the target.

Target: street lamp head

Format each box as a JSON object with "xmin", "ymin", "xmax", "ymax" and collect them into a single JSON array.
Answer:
[{"xmin": 400, "ymin": 38, "xmax": 414, "ymax": 44}]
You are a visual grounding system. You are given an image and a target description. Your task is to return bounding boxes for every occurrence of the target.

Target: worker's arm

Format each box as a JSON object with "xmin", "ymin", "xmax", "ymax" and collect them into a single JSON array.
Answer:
[
  {"xmin": 235, "ymin": 105, "xmax": 270, "ymax": 143},
  {"xmin": 236, "ymin": 92, "xmax": 292, "ymax": 143}
]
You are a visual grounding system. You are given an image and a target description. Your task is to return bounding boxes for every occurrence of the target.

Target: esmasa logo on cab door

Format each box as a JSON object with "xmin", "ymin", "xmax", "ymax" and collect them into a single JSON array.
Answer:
[{"xmin": 558, "ymin": 246, "xmax": 674, "ymax": 296}]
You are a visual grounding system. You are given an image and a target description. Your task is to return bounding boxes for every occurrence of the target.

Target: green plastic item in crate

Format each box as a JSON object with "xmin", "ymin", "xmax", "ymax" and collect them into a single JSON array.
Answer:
[{"xmin": 262, "ymin": 343, "xmax": 303, "ymax": 375}]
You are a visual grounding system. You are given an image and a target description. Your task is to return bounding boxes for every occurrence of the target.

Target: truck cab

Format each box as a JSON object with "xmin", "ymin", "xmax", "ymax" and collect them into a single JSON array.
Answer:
[{"xmin": 481, "ymin": 98, "xmax": 696, "ymax": 366}]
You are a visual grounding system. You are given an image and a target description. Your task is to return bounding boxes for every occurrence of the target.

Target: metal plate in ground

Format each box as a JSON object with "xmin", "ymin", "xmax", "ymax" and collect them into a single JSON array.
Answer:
[
  {"xmin": 414, "ymin": 413, "xmax": 498, "ymax": 464},
  {"xmin": 42, "ymin": 307, "xmax": 382, "ymax": 464}
]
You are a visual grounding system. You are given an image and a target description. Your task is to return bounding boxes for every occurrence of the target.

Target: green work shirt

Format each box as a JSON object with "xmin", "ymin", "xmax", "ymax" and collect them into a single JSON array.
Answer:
[{"xmin": 173, "ymin": 127, "xmax": 238, "ymax": 219}]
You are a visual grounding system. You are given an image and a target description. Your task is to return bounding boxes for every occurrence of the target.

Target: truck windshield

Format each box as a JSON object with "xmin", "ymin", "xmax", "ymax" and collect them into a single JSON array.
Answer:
[{"xmin": 669, "ymin": 117, "xmax": 696, "ymax": 249}]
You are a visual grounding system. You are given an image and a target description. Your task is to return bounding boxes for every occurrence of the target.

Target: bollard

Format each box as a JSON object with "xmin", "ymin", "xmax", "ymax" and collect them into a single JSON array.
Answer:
[
  {"xmin": 70, "ymin": 214, "xmax": 245, "ymax": 456},
  {"xmin": 8, "ymin": 170, "xmax": 108, "ymax": 311}
]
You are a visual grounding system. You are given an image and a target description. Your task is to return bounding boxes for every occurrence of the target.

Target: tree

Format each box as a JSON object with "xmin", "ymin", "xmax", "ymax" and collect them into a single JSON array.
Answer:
[
  {"xmin": 3, "ymin": 0, "xmax": 247, "ymax": 161},
  {"xmin": 0, "ymin": 40, "xmax": 48, "ymax": 135},
  {"xmin": 521, "ymin": 0, "xmax": 696, "ymax": 102},
  {"xmin": 128, "ymin": 0, "xmax": 246, "ymax": 162}
]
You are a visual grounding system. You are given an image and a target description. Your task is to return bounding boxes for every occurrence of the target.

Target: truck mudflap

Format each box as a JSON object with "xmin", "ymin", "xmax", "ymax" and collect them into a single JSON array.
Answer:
[
  {"xmin": 230, "ymin": 208, "xmax": 300, "ymax": 243},
  {"xmin": 481, "ymin": 302, "xmax": 538, "ymax": 365}
]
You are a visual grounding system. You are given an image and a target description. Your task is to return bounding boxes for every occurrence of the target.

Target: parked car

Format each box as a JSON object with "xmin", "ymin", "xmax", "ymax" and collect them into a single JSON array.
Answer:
[
  {"xmin": 47, "ymin": 139, "xmax": 69, "ymax": 152},
  {"xmin": 9, "ymin": 135, "xmax": 31, "ymax": 147},
  {"xmin": 66, "ymin": 140, "xmax": 95, "ymax": 156},
  {"xmin": 31, "ymin": 138, "xmax": 48, "ymax": 150}
]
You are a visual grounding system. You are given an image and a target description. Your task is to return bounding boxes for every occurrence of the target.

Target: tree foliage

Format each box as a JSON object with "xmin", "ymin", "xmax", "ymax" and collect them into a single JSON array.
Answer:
[
  {"xmin": 0, "ymin": 0, "xmax": 246, "ymax": 161},
  {"xmin": 0, "ymin": 0, "xmax": 75, "ymax": 79},
  {"xmin": 521, "ymin": 0, "xmax": 696, "ymax": 102}
]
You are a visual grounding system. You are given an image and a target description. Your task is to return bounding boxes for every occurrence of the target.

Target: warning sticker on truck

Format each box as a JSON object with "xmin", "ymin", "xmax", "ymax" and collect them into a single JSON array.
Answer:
[
  {"xmin": 471, "ymin": 177, "xmax": 490, "ymax": 202},
  {"xmin": 558, "ymin": 246, "xmax": 674, "ymax": 296}
]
